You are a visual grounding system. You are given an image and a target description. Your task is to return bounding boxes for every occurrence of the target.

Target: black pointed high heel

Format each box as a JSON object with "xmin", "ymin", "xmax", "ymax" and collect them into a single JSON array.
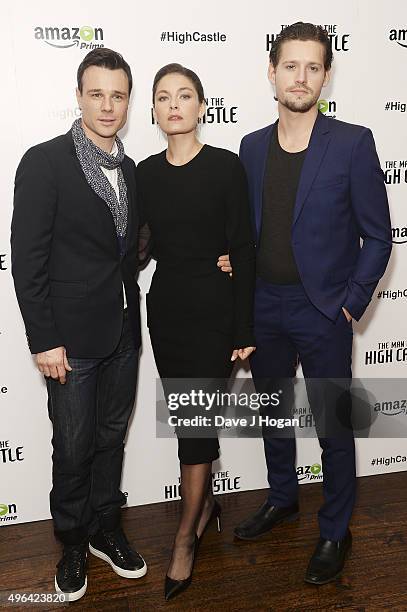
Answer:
[
  {"xmin": 212, "ymin": 500, "xmax": 222, "ymax": 533},
  {"xmin": 198, "ymin": 499, "xmax": 222, "ymax": 539},
  {"xmin": 164, "ymin": 535, "xmax": 199, "ymax": 601}
]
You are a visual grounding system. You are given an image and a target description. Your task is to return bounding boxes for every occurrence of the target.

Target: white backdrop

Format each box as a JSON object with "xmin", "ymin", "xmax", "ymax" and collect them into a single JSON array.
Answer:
[{"xmin": 1, "ymin": 0, "xmax": 406, "ymax": 525}]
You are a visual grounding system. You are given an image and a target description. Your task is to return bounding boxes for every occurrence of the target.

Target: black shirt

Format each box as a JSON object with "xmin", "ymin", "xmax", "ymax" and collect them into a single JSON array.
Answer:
[{"xmin": 257, "ymin": 125, "xmax": 307, "ymax": 284}]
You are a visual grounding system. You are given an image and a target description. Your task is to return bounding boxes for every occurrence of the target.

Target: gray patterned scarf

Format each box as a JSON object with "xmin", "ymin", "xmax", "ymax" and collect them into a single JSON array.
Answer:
[{"xmin": 71, "ymin": 118, "xmax": 128, "ymax": 238}]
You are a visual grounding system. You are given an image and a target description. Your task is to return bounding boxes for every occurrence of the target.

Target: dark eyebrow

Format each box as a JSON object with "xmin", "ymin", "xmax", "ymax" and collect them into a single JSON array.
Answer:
[
  {"xmin": 156, "ymin": 87, "xmax": 194, "ymax": 95},
  {"xmin": 282, "ymin": 60, "xmax": 323, "ymax": 67},
  {"xmin": 86, "ymin": 88, "xmax": 127, "ymax": 95}
]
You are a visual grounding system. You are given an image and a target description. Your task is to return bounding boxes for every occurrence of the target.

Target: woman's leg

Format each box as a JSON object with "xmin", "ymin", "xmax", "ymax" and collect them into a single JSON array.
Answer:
[
  {"xmin": 196, "ymin": 478, "xmax": 216, "ymax": 539},
  {"xmin": 167, "ymin": 462, "xmax": 212, "ymax": 580}
]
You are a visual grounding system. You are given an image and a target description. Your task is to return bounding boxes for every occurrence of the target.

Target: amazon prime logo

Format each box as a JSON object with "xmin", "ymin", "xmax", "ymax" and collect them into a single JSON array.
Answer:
[
  {"xmin": 389, "ymin": 28, "xmax": 407, "ymax": 49},
  {"xmin": 374, "ymin": 399, "xmax": 407, "ymax": 417},
  {"xmin": 34, "ymin": 26, "xmax": 104, "ymax": 50},
  {"xmin": 392, "ymin": 226, "xmax": 407, "ymax": 244}
]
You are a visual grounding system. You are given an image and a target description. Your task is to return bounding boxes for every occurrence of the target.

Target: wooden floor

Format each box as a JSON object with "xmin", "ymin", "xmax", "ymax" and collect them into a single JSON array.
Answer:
[{"xmin": 1, "ymin": 472, "xmax": 406, "ymax": 611}]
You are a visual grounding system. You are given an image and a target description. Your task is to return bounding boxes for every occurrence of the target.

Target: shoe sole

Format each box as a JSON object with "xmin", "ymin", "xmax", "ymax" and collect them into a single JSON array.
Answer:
[
  {"xmin": 233, "ymin": 512, "xmax": 300, "ymax": 541},
  {"xmin": 54, "ymin": 576, "xmax": 87, "ymax": 602},
  {"xmin": 88, "ymin": 544, "xmax": 147, "ymax": 579},
  {"xmin": 304, "ymin": 569, "xmax": 343, "ymax": 585},
  {"xmin": 304, "ymin": 544, "xmax": 352, "ymax": 585}
]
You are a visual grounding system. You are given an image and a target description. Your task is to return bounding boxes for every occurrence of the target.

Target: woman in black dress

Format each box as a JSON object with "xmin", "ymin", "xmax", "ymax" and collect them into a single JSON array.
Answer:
[{"xmin": 137, "ymin": 64, "xmax": 255, "ymax": 600}]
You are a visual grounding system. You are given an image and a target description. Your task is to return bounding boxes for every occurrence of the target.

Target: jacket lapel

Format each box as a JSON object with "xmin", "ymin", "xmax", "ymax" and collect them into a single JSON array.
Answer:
[
  {"xmin": 292, "ymin": 112, "xmax": 331, "ymax": 226},
  {"xmin": 67, "ymin": 131, "xmax": 91, "ymax": 184},
  {"xmin": 121, "ymin": 157, "xmax": 136, "ymax": 254},
  {"xmin": 254, "ymin": 123, "xmax": 275, "ymax": 239}
]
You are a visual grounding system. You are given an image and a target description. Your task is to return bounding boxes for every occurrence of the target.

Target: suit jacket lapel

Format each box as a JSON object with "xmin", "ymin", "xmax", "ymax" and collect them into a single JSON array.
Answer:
[
  {"xmin": 254, "ymin": 122, "xmax": 275, "ymax": 239},
  {"xmin": 121, "ymin": 157, "xmax": 136, "ymax": 254},
  {"xmin": 292, "ymin": 112, "xmax": 331, "ymax": 226},
  {"xmin": 67, "ymin": 131, "xmax": 91, "ymax": 184}
]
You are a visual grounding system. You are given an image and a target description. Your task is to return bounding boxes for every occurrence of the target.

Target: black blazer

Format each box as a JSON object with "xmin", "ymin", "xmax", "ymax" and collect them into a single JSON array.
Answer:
[{"xmin": 11, "ymin": 131, "xmax": 141, "ymax": 357}]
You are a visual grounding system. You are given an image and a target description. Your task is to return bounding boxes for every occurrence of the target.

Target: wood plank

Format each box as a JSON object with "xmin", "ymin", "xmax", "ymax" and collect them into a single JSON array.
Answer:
[{"xmin": 0, "ymin": 472, "xmax": 406, "ymax": 611}]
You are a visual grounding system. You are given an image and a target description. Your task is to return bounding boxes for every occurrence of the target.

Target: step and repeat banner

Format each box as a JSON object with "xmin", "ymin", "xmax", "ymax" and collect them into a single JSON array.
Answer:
[{"xmin": 1, "ymin": 0, "xmax": 406, "ymax": 525}]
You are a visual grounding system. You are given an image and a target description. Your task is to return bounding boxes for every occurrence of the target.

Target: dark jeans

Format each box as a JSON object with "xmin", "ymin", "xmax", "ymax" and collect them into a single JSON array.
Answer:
[{"xmin": 46, "ymin": 311, "xmax": 139, "ymax": 545}]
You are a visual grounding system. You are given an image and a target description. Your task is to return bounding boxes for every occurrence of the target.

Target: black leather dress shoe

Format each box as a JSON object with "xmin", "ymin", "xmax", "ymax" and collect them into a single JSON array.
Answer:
[
  {"xmin": 89, "ymin": 527, "xmax": 147, "ymax": 579},
  {"xmin": 55, "ymin": 542, "xmax": 88, "ymax": 602},
  {"xmin": 305, "ymin": 529, "xmax": 352, "ymax": 585},
  {"xmin": 234, "ymin": 501, "xmax": 299, "ymax": 540}
]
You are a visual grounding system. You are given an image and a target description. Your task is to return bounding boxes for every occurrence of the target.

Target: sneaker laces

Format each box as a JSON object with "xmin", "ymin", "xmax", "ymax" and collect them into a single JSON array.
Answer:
[
  {"xmin": 58, "ymin": 545, "xmax": 87, "ymax": 579},
  {"xmin": 104, "ymin": 528, "xmax": 133, "ymax": 563}
]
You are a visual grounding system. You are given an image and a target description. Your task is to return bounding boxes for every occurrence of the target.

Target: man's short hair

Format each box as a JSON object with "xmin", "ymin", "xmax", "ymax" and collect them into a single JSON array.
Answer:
[
  {"xmin": 269, "ymin": 22, "xmax": 333, "ymax": 71},
  {"xmin": 77, "ymin": 48, "xmax": 133, "ymax": 94}
]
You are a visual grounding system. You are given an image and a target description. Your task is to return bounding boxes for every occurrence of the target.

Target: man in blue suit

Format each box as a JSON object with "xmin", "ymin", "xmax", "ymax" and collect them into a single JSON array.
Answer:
[{"xmin": 232, "ymin": 22, "xmax": 392, "ymax": 584}]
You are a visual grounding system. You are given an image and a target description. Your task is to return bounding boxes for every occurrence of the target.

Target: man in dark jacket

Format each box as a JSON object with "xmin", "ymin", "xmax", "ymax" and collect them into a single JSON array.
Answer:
[
  {"xmin": 233, "ymin": 23, "xmax": 392, "ymax": 585},
  {"xmin": 11, "ymin": 48, "xmax": 146, "ymax": 601}
]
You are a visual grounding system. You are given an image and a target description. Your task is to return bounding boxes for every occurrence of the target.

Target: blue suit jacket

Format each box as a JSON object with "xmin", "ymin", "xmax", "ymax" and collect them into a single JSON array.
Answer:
[{"xmin": 239, "ymin": 112, "xmax": 392, "ymax": 321}]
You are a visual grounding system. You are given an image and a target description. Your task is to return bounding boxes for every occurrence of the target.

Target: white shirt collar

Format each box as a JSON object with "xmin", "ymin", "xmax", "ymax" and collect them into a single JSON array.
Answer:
[{"xmin": 110, "ymin": 140, "xmax": 118, "ymax": 157}]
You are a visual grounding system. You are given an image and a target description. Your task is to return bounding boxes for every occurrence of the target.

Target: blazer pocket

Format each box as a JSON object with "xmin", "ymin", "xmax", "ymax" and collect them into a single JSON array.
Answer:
[
  {"xmin": 312, "ymin": 176, "xmax": 345, "ymax": 190},
  {"xmin": 49, "ymin": 280, "xmax": 87, "ymax": 298}
]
